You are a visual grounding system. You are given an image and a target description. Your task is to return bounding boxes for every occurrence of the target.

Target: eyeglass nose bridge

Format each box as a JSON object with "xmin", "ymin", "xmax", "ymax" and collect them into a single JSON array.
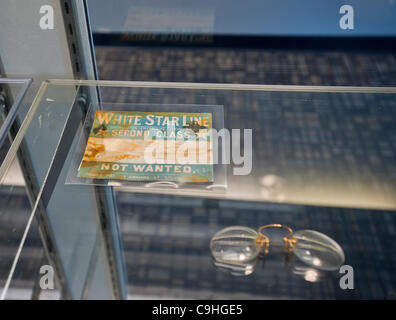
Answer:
[
  {"xmin": 257, "ymin": 224, "xmax": 296, "ymax": 254},
  {"xmin": 255, "ymin": 235, "xmax": 270, "ymax": 255}
]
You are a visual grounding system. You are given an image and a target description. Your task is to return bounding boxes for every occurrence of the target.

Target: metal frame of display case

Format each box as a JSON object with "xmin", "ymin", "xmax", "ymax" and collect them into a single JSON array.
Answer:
[{"xmin": 0, "ymin": 78, "xmax": 32, "ymax": 149}]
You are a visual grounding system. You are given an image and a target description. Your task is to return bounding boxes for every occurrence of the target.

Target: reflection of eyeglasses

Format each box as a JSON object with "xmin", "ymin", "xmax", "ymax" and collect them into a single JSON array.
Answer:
[{"xmin": 210, "ymin": 224, "xmax": 345, "ymax": 271}]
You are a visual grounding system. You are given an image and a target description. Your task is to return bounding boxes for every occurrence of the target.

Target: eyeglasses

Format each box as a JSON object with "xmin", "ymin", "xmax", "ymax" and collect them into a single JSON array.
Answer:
[{"xmin": 210, "ymin": 224, "xmax": 345, "ymax": 272}]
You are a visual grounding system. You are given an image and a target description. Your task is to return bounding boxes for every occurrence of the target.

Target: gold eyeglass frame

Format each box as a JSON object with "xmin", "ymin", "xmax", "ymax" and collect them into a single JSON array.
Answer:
[{"xmin": 257, "ymin": 224, "xmax": 297, "ymax": 254}]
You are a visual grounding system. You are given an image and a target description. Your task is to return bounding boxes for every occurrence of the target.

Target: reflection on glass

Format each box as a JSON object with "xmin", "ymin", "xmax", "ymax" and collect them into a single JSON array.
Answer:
[
  {"xmin": 213, "ymin": 260, "xmax": 256, "ymax": 276},
  {"xmin": 291, "ymin": 262, "xmax": 339, "ymax": 283},
  {"xmin": 259, "ymin": 174, "xmax": 285, "ymax": 201}
]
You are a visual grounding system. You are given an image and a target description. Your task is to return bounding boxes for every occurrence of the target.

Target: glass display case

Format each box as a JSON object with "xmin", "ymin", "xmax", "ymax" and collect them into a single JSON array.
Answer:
[
  {"xmin": 1, "ymin": 0, "xmax": 396, "ymax": 301},
  {"xmin": 1, "ymin": 79, "xmax": 396, "ymax": 299}
]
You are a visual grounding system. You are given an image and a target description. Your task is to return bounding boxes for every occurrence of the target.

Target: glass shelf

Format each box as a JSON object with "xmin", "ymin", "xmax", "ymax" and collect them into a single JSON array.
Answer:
[
  {"xmin": 1, "ymin": 79, "xmax": 396, "ymax": 299},
  {"xmin": 3, "ymin": 79, "xmax": 396, "ymax": 209}
]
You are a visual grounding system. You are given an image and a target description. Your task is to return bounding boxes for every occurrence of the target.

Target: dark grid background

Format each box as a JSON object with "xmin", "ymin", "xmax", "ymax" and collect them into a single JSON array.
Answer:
[
  {"xmin": 116, "ymin": 192, "xmax": 396, "ymax": 299},
  {"xmin": 95, "ymin": 47, "xmax": 396, "ymax": 86}
]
